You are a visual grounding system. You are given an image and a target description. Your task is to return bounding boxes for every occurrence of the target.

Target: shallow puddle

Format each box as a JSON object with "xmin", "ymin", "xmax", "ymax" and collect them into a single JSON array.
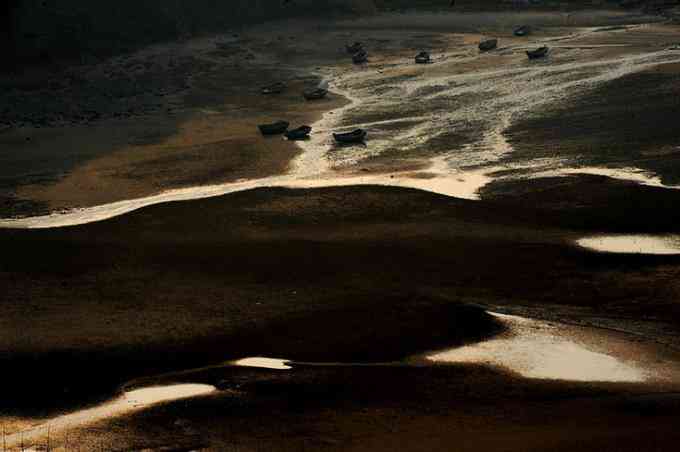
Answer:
[
  {"xmin": 233, "ymin": 357, "xmax": 292, "ymax": 370},
  {"xmin": 577, "ymin": 234, "xmax": 680, "ymax": 255},
  {"xmin": 427, "ymin": 313, "xmax": 647, "ymax": 382},
  {"xmin": 4, "ymin": 384, "xmax": 216, "ymax": 449}
]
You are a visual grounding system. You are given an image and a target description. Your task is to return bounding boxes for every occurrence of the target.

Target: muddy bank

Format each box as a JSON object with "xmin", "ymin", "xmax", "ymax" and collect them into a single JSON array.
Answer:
[
  {"xmin": 4, "ymin": 184, "xmax": 680, "ymax": 414},
  {"xmin": 3, "ymin": 9, "xmax": 680, "ymax": 451},
  {"xmin": 480, "ymin": 173, "xmax": 680, "ymax": 233},
  {"xmin": 31, "ymin": 362, "xmax": 680, "ymax": 452},
  {"xmin": 504, "ymin": 58, "xmax": 680, "ymax": 185}
]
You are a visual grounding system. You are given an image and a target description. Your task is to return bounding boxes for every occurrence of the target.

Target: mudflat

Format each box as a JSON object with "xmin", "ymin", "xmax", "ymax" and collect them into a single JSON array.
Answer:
[{"xmin": 3, "ymin": 6, "xmax": 680, "ymax": 452}]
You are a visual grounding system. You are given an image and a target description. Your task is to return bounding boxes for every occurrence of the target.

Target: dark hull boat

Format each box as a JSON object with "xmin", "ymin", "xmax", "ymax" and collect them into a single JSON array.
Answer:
[
  {"xmin": 415, "ymin": 51, "xmax": 431, "ymax": 64},
  {"xmin": 514, "ymin": 25, "xmax": 531, "ymax": 37},
  {"xmin": 303, "ymin": 88, "xmax": 328, "ymax": 100},
  {"xmin": 352, "ymin": 50, "xmax": 368, "ymax": 64},
  {"xmin": 284, "ymin": 125, "xmax": 312, "ymax": 141},
  {"xmin": 479, "ymin": 39, "xmax": 498, "ymax": 52},
  {"xmin": 333, "ymin": 129, "xmax": 367, "ymax": 144},
  {"xmin": 526, "ymin": 46, "xmax": 549, "ymax": 59},
  {"xmin": 346, "ymin": 42, "xmax": 363, "ymax": 54},
  {"xmin": 261, "ymin": 82, "xmax": 285, "ymax": 95},
  {"xmin": 258, "ymin": 120, "xmax": 289, "ymax": 135}
]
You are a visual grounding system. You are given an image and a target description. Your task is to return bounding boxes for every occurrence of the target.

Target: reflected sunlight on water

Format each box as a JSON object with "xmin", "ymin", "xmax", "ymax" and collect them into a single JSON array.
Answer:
[
  {"xmin": 233, "ymin": 357, "xmax": 293, "ymax": 369},
  {"xmin": 427, "ymin": 313, "xmax": 647, "ymax": 382},
  {"xmin": 4, "ymin": 384, "xmax": 216, "ymax": 449},
  {"xmin": 577, "ymin": 235, "xmax": 680, "ymax": 255}
]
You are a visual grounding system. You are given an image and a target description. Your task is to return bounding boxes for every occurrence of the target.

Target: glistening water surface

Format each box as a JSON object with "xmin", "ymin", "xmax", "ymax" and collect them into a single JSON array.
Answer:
[
  {"xmin": 3, "ymin": 384, "xmax": 216, "ymax": 449},
  {"xmin": 577, "ymin": 235, "xmax": 680, "ymax": 255},
  {"xmin": 233, "ymin": 357, "xmax": 293, "ymax": 370},
  {"xmin": 427, "ymin": 313, "xmax": 649, "ymax": 382}
]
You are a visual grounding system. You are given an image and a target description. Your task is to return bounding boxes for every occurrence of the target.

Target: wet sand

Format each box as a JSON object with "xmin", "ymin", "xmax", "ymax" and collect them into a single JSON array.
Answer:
[
  {"xmin": 4, "ymin": 7, "xmax": 680, "ymax": 452},
  {"xmin": 0, "ymin": 32, "xmax": 347, "ymax": 215},
  {"xmin": 9, "ymin": 312, "xmax": 680, "ymax": 451},
  {"xmin": 4, "ymin": 183, "xmax": 680, "ymax": 450}
]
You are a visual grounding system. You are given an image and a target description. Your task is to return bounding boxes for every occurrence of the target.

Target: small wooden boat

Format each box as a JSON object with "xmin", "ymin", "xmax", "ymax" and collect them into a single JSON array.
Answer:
[
  {"xmin": 258, "ymin": 120, "xmax": 289, "ymax": 135},
  {"xmin": 514, "ymin": 25, "xmax": 531, "ymax": 37},
  {"xmin": 284, "ymin": 125, "xmax": 312, "ymax": 140},
  {"xmin": 346, "ymin": 42, "xmax": 363, "ymax": 54},
  {"xmin": 333, "ymin": 129, "xmax": 367, "ymax": 144},
  {"xmin": 526, "ymin": 46, "xmax": 549, "ymax": 59},
  {"xmin": 415, "ymin": 51, "xmax": 431, "ymax": 64},
  {"xmin": 261, "ymin": 82, "xmax": 285, "ymax": 95},
  {"xmin": 352, "ymin": 49, "xmax": 368, "ymax": 64},
  {"xmin": 479, "ymin": 39, "xmax": 498, "ymax": 52},
  {"xmin": 303, "ymin": 88, "xmax": 328, "ymax": 100}
]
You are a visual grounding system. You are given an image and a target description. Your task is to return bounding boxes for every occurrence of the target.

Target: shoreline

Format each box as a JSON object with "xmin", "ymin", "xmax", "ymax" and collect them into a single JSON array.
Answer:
[{"xmin": 4, "ymin": 9, "xmax": 680, "ymax": 451}]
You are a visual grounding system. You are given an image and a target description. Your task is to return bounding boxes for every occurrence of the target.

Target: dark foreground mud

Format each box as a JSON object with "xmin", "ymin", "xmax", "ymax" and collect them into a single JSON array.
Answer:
[{"xmin": 3, "ymin": 182, "xmax": 680, "ymax": 416}]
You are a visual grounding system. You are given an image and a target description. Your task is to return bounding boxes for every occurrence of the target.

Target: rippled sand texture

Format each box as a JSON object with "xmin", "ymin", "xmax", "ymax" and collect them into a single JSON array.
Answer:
[{"xmin": 578, "ymin": 234, "xmax": 680, "ymax": 254}]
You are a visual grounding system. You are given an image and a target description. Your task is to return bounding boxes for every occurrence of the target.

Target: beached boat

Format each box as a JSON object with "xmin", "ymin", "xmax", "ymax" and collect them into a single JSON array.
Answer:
[
  {"xmin": 526, "ymin": 46, "xmax": 549, "ymax": 59},
  {"xmin": 258, "ymin": 120, "xmax": 289, "ymax": 135},
  {"xmin": 303, "ymin": 88, "xmax": 328, "ymax": 100},
  {"xmin": 479, "ymin": 39, "xmax": 498, "ymax": 52},
  {"xmin": 261, "ymin": 82, "xmax": 285, "ymax": 95},
  {"xmin": 333, "ymin": 129, "xmax": 367, "ymax": 144},
  {"xmin": 346, "ymin": 42, "xmax": 363, "ymax": 54},
  {"xmin": 352, "ymin": 49, "xmax": 368, "ymax": 64},
  {"xmin": 514, "ymin": 25, "xmax": 531, "ymax": 37},
  {"xmin": 284, "ymin": 125, "xmax": 312, "ymax": 140},
  {"xmin": 415, "ymin": 51, "xmax": 431, "ymax": 64}
]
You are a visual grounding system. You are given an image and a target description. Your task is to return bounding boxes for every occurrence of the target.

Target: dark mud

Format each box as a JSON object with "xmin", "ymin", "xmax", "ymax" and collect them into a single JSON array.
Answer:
[{"xmin": 505, "ymin": 62, "xmax": 680, "ymax": 184}]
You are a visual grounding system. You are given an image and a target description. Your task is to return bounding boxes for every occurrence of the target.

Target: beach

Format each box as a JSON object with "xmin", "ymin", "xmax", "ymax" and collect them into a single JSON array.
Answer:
[{"xmin": 3, "ymin": 6, "xmax": 680, "ymax": 451}]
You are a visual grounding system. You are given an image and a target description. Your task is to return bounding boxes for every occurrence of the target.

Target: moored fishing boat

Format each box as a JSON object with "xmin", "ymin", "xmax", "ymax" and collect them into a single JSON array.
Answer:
[
  {"xmin": 261, "ymin": 82, "xmax": 285, "ymax": 95},
  {"xmin": 333, "ymin": 129, "xmax": 367, "ymax": 144},
  {"xmin": 258, "ymin": 120, "xmax": 289, "ymax": 135},
  {"xmin": 284, "ymin": 125, "xmax": 312, "ymax": 140},
  {"xmin": 479, "ymin": 38, "xmax": 498, "ymax": 52},
  {"xmin": 415, "ymin": 51, "xmax": 431, "ymax": 64},
  {"xmin": 514, "ymin": 25, "xmax": 531, "ymax": 37},
  {"xmin": 526, "ymin": 46, "xmax": 549, "ymax": 59}
]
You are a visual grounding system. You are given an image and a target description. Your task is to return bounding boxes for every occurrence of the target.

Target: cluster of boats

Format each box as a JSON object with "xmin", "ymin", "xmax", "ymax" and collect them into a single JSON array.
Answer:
[
  {"xmin": 478, "ymin": 25, "xmax": 550, "ymax": 59},
  {"xmin": 256, "ymin": 42, "xmax": 374, "ymax": 144},
  {"xmin": 258, "ymin": 121, "xmax": 313, "ymax": 141},
  {"xmin": 258, "ymin": 74, "xmax": 367, "ymax": 143},
  {"xmin": 261, "ymin": 81, "xmax": 330, "ymax": 101},
  {"xmin": 258, "ymin": 118, "xmax": 367, "ymax": 144},
  {"xmin": 256, "ymin": 28, "xmax": 551, "ymax": 145}
]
